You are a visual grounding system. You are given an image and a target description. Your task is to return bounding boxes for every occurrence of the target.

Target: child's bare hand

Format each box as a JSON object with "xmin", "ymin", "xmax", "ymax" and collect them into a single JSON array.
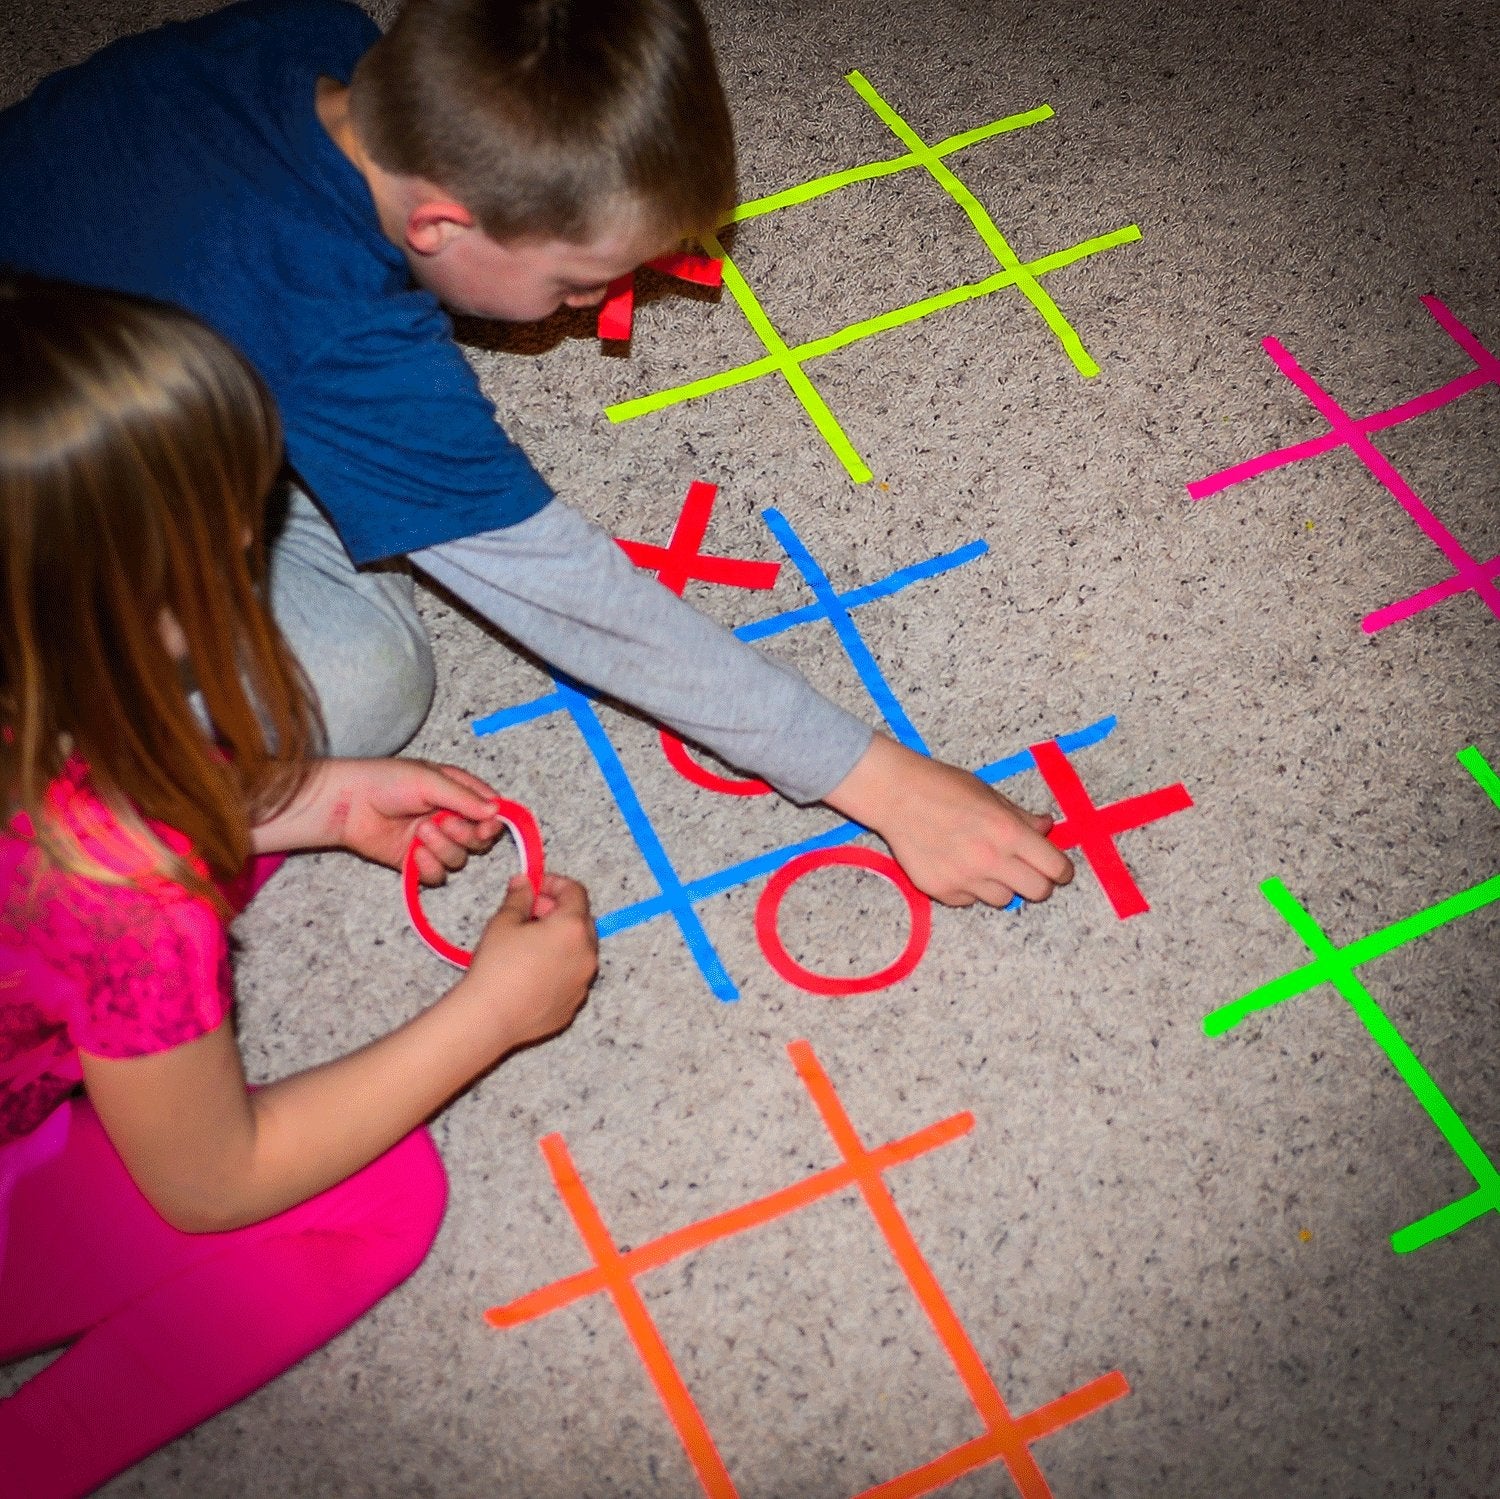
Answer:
[
  {"xmin": 459, "ymin": 873, "xmax": 598, "ymax": 1050},
  {"xmin": 330, "ymin": 759, "xmax": 507, "ymax": 884},
  {"xmin": 825, "ymin": 735, "xmax": 1074, "ymax": 908}
]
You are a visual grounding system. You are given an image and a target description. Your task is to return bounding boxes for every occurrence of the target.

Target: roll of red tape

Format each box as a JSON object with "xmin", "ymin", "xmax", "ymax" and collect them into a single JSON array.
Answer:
[{"xmin": 403, "ymin": 797, "xmax": 545, "ymax": 969}]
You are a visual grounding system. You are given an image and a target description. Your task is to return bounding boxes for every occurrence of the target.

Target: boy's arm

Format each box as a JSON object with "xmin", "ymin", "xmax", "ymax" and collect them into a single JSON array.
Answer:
[
  {"xmin": 412, "ymin": 499, "xmax": 873, "ymax": 805},
  {"xmin": 413, "ymin": 502, "xmax": 1073, "ymax": 906}
]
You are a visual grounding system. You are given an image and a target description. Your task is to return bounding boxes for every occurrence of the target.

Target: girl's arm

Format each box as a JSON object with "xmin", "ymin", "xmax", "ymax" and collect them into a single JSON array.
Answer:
[
  {"xmin": 253, "ymin": 757, "xmax": 507, "ymax": 885},
  {"xmin": 79, "ymin": 873, "xmax": 596, "ymax": 1233}
]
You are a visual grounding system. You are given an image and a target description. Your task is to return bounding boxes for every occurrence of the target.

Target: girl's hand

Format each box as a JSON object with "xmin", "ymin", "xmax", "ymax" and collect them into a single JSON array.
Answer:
[
  {"xmin": 457, "ymin": 873, "xmax": 598, "ymax": 1050},
  {"xmin": 325, "ymin": 759, "xmax": 509, "ymax": 886}
]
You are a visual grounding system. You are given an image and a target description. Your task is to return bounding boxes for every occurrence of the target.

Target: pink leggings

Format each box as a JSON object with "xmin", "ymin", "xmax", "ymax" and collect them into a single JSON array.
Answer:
[{"xmin": 0, "ymin": 1098, "xmax": 447, "ymax": 1499}]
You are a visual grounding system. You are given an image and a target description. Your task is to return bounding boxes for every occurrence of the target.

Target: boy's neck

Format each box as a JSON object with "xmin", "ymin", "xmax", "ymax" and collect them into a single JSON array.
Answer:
[{"xmin": 315, "ymin": 80, "xmax": 405, "ymax": 245}]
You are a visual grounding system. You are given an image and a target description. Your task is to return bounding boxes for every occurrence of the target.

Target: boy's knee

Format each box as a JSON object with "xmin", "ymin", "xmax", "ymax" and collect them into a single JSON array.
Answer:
[{"xmin": 311, "ymin": 604, "xmax": 436, "ymax": 757}]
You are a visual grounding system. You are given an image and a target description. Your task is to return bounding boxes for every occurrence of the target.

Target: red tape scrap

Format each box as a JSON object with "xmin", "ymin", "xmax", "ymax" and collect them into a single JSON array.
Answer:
[
  {"xmin": 403, "ymin": 797, "xmax": 545, "ymax": 968},
  {"xmin": 598, "ymin": 252, "xmax": 725, "ymax": 343}
]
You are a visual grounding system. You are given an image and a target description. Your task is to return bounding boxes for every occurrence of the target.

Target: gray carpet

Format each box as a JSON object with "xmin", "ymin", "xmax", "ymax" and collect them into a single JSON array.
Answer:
[{"xmin": 4, "ymin": 0, "xmax": 1498, "ymax": 1494}]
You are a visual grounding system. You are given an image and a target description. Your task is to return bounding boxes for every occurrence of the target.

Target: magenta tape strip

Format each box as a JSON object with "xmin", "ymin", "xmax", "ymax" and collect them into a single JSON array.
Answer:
[{"xmin": 403, "ymin": 797, "xmax": 546, "ymax": 969}]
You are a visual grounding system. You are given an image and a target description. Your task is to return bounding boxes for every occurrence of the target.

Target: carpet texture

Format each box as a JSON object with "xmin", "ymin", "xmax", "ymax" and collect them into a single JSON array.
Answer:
[{"xmin": 3, "ymin": 0, "xmax": 1497, "ymax": 1495}]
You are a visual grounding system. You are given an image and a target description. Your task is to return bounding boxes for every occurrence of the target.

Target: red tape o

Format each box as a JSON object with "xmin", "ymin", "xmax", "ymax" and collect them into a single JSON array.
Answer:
[
  {"xmin": 660, "ymin": 730, "xmax": 771, "ymax": 797},
  {"xmin": 403, "ymin": 797, "xmax": 545, "ymax": 969},
  {"xmin": 755, "ymin": 847, "xmax": 932, "ymax": 996}
]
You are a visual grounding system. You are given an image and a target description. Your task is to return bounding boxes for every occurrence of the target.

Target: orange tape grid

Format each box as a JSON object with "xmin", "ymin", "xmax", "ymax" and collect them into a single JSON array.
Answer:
[{"xmin": 487, "ymin": 1040, "xmax": 1130, "ymax": 1497}]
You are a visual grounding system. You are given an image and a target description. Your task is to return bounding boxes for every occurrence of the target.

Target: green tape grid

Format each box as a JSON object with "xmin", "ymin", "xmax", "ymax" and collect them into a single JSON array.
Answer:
[
  {"xmin": 609, "ymin": 225, "xmax": 1139, "ymax": 447},
  {"xmin": 606, "ymin": 73, "xmax": 1140, "ymax": 480},
  {"xmin": 1203, "ymin": 746, "xmax": 1500, "ymax": 1253},
  {"xmin": 703, "ymin": 229, "xmax": 873, "ymax": 482}
]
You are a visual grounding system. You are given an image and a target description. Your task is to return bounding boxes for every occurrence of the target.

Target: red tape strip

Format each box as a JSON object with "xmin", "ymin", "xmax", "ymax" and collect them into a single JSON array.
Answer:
[
  {"xmin": 597, "ymin": 274, "xmax": 635, "ymax": 342},
  {"xmin": 403, "ymin": 797, "xmax": 545, "ymax": 969},
  {"xmin": 756, "ymin": 847, "xmax": 932, "ymax": 996}
]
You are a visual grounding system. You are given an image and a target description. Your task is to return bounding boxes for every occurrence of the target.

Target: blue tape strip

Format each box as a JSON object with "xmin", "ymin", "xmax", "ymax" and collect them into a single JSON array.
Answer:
[
  {"xmin": 553, "ymin": 677, "xmax": 739, "ymax": 1000},
  {"xmin": 472, "ymin": 691, "xmax": 566, "ymax": 737},
  {"xmin": 736, "ymin": 539, "xmax": 989, "ymax": 644},
  {"xmin": 760, "ymin": 509, "xmax": 931, "ymax": 754}
]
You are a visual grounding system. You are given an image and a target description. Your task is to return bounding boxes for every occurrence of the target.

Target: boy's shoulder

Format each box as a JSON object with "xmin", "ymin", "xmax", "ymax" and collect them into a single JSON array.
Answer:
[
  {"xmin": 123, "ymin": 0, "xmax": 376, "ymax": 58},
  {"xmin": 7, "ymin": 0, "xmax": 377, "ymax": 106},
  {"xmin": 173, "ymin": 0, "xmax": 379, "ymax": 56}
]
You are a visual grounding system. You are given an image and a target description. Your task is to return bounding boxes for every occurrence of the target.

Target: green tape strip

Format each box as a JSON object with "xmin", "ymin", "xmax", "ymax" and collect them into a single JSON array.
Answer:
[
  {"xmin": 1266, "ymin": 879, "xmax": 1500, "ymax": 1253},
  {"xmin": 729, "ymin": 104, "xmax": 1055, "ymax": 225},
  {"xmin": 1203, "ymin": 747, "xmax": 1500, "ymax": 1252},
  {"xmin": 1203, "ymin": 870, "xmax": 1500, "ymax": 1036},
  {"xmin": 1458, "ymin": 742, "xmax": 1500, "ymax": 809},
  {"xmin": 1393, "ymin": 1186, "xmax": 1495, "ymax": 1253}
]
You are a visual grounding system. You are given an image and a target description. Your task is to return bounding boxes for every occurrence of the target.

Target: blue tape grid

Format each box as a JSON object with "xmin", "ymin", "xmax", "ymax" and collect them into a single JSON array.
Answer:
[{"xmin": 472, "ymin": 507, "xmax": 1117, "ymax": 1000}]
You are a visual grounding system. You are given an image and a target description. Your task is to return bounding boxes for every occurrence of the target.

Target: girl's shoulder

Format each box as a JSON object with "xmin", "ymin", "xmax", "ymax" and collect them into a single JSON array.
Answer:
[{"xmin": 2, "ymin": 765, "xmax": 233, "ymax": 1061}]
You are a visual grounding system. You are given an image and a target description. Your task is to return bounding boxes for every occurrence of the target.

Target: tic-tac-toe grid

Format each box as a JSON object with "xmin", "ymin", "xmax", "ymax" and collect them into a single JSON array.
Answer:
[
  {"xmin": 470, "ymin": 486, "xmax": 1193, "ymax": 1001},
  {"xmin": 1205, "ymin": 745, "xmax": 1500, "ymax": 1254},
  {"xmin": 487, "ymin": 1039, "xmax": 1131, "ymax": 1499},
  {"xmin": 605, "ymin": 71, "xmax": 1141, "ymax": 482},
  {"xmin": 1189, "ymin": 295, "xmax": 1500, "ymax": 634}
]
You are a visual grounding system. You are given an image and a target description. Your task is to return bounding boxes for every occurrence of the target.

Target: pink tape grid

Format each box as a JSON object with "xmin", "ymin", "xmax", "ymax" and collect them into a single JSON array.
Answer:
[{"xmin": 1188, "ymin": 296, "xmax": 1500, "ymax": 633}]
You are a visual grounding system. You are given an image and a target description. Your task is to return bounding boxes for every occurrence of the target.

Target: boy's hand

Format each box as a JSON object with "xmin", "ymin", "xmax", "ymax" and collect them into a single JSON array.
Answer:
[
  {"xmin": 325, "ymin": 759, "xmax": 508, "ymax": 884},
  {"xmin": 459, "ymin": 874, "xmax": 598, "ymax": 1051},
  {"xmin": 824, "ymin": 734, "xmax": 1074, "ymax": 908}
]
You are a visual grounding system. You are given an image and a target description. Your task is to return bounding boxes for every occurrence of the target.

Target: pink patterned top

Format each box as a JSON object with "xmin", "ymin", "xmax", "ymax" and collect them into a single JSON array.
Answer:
[{"xmin": 0, "ymin": 763, "xmax": 241, "ymax": 1144}]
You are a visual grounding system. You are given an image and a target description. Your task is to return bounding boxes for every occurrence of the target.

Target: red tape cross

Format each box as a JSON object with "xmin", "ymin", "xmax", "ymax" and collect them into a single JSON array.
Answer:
[
  {"xmin": 616, "ymin": 481, "xmax": 781, "ymax": 796},
  {"xmin": 1031, "ymin": 739, "xmax": 1192, "ymax": 918},
  {"xmin": 615, "ymin": 480, "xmax": 781, "ymax": 595},
  {"xmin": 486, "ymin": 1040, "xmax": 1130, "ymax": 1498}
]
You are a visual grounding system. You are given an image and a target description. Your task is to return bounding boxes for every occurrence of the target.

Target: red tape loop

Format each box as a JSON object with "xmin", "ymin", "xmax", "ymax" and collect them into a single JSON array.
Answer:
[
  {"xmin": 755, "ymin": 848, "xmax": 932, "ymax": 996},
  {"xmin": 403, "ymin": 797, "xmax": 545, "ymax": 969}
]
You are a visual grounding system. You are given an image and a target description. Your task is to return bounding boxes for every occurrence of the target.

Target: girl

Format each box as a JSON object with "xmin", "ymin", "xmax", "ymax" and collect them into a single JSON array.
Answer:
[{"xmin": 0, "ymin": 273, "xmax": 598, "ymax": 1498}]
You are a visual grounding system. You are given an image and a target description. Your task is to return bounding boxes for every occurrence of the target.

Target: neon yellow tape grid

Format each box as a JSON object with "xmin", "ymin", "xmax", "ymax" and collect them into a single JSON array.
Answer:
[{"xmin": 605, "ymin": 72, "xmax": 1141, "ymax": 481}]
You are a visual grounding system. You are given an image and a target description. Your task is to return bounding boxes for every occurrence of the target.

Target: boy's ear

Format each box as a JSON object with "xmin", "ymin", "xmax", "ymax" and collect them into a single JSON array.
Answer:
[{"xmin": 405, "ymin": 199, "xmax": 476, "ymax": 257}]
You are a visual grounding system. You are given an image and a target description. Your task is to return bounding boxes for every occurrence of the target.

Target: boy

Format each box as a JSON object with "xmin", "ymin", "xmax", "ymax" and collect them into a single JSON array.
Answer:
[{"xmin": 0, "ymin": 0, "xmax": 1072, "ymax": 909}]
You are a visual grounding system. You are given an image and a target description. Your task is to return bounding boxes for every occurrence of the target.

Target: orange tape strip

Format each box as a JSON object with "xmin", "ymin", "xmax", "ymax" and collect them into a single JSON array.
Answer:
[
  {"xmin": 791, "ymin": 1041, "xmax": 1132, "ymax": 1499},
  {"xmin": 487, "ymin": 1111, "xmax": 972, "ymax": 1328},
  {"xmin": 539, "ymin": 1134, "xmax": 738, "ymax": 1498}
]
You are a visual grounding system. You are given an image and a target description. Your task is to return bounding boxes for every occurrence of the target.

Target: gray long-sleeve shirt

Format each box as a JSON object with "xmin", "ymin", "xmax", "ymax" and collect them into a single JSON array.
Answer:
[{"xmin": 413, "ymin": 500, "xmax": 874, "ymax": 805}]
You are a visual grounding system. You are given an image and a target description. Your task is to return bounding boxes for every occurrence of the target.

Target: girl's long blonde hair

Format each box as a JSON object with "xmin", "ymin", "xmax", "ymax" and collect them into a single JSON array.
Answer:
[{"xmin": 0, "ymin": 273, "xmax": 321, "ymax": 909}]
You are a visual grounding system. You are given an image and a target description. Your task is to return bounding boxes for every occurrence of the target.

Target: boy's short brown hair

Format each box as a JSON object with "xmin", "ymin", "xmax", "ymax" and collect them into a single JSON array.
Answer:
[{"xmin": 350, "ymin": 0, "xmax": 736, "ymax": 245}]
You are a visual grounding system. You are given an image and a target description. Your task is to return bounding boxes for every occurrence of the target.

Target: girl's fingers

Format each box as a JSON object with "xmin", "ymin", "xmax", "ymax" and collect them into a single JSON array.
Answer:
[
  {"xmin": 415, "ymin": 821, "xmax": 473, "ymax": 874},
  {"xmin": 413, "ymin": 809, "xmax": 527, "ymax": 885},
  {"xmin": 429, "ymin": 763, "xmax": 502, "ymax": 815}
]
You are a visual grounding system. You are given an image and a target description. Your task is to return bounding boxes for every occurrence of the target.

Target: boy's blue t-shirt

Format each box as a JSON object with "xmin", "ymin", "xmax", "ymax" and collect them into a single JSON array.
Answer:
[{"xmin": 0, "ymin": 0, "xmax": 552, "ymax": 564}]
